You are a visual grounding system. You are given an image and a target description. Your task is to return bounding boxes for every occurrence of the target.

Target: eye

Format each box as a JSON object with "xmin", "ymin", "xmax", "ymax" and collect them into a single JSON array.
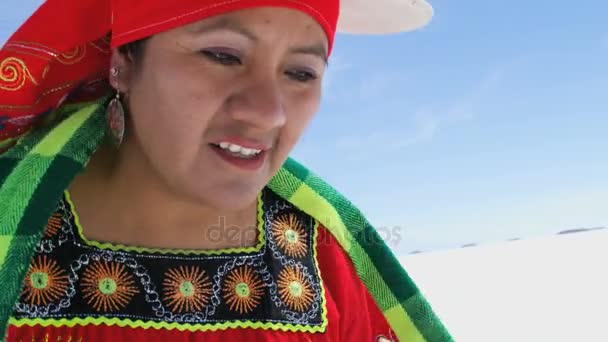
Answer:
[
  {"xmin": 200, "ymin": 50, "xmax": 242, "ymax": 66},
  {"xmin": 285, "ymin": 69, "xmax": 318, "ymax": 83}
]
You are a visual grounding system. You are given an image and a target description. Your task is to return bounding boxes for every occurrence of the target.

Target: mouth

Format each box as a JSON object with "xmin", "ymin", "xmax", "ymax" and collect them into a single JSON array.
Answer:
[{"xmin": 209, "ymin": 143, "xmax": 268, "ymax": 171}]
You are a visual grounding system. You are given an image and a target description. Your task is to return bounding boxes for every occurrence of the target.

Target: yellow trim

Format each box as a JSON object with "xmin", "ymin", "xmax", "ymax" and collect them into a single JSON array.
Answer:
[
  {"xmin": 290, "ymin": 184, "xmax": 351, "ymax": 251},
  {"xmin": 63, "ymin": 190, "xmax": 266, "ymax": 256},
  {"xmin": 8, "ymin": 316, "xmax": 326, "ymax": 334},
  {"xmin": 311, "ymin": 219, "xmax": 329, "ymax": 332},
  {"xmin": 385, "ymin": 304, "xmax": 425, "ymax": 342}
]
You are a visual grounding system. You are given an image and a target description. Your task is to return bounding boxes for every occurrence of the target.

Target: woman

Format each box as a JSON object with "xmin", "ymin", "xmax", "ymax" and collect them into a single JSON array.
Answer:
[{"xmin": 0, "ymin": 0, "xmax": 452, "ymax": 341}]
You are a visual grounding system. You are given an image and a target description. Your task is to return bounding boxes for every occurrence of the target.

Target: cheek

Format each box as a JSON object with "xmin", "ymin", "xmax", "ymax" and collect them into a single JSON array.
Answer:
[{"xmin": 127, "ymin": 59, "xmax": 220, "ymax": 169}]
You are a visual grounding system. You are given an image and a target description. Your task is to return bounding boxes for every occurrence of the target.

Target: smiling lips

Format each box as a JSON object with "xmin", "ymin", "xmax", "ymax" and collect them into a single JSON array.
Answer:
[
  {"xmin": 209, "ymin": 138, "xmax": 271, "ymax": 171},
  {"xmin": 216, "ymin": 142, "xmax": 262, "ymax": 157}
]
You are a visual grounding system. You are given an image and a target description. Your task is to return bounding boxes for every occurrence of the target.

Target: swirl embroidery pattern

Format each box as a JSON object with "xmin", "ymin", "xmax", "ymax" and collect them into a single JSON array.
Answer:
[
  {"xmin": 56, "ymin": 45, "xmax": 87, "ymax": 65},
  {"xmin": 0, "ymin": 57, "xmax": 38, "ymax": 91}
]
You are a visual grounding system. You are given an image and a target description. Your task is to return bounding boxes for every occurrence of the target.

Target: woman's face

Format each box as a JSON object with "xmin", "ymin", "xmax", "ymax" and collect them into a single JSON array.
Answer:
[{"xmin": 113, "ymin": 7, "xmax": 328, "ymax": 210}]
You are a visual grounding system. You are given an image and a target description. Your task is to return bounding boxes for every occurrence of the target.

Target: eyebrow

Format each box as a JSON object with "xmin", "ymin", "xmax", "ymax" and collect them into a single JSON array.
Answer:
[
  {"xmin": 289, "ymin": 44, "xmax": 328, "ymax": 64},
  {"xmin": 188, "ymin": 17, "xmax": 328, "ymax": 64}
]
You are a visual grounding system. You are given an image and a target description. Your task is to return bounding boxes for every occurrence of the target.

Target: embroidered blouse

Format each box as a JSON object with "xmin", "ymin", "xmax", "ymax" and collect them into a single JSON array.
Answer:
[{"xmin": 7, "ymin": 187, "xmax": 396, "ymax": 341}]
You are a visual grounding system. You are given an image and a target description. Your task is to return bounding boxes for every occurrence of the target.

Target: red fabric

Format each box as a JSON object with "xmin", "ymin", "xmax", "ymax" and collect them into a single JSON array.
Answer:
[
  {"xmin": 316, "ymin": 225, "xmax": 397, "ymax": 341},
  {"xmin": 7, "ymin": 225, "xmax": 395, "ymax": 341},
  {"xmin": 0, "ymin": 0, "xmax": 338, "ymax": 146},
  {"xmin": 110, "ymin": 0, "xmax": 338, "ymax": 50}
]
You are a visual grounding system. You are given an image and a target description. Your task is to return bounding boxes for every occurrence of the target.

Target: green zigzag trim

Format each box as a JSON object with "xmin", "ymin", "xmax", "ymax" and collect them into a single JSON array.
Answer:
[
  {"xmin": 311, "ymin": 220, "xmax": 329, "ymax": 333},
  {"xmin": 7, "ymin": 218, "xmax": 328, "ymax": 335},
  {"xmin": 8, "ymin": 316, "xmax": 326, "ymax": 334},
  {"xmin": 64, "ymin": 190, "xmax": 266, "ymax": 256}
]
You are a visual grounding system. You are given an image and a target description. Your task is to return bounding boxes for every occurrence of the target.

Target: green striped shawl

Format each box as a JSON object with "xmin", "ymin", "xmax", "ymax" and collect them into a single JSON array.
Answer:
[{"xmin": 0, "ymin": 101, "xmax": 453, "ymax": 341}]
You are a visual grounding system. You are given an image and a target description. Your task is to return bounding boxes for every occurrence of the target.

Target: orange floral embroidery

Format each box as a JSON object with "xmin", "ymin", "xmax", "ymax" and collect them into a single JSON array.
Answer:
[
  {"xmin": 81, "ymin": 261, "xmax": 139, "ymax": 312},
  {"xmin": 271, "ymin": 213, "xmax": 308, "ymax": 258},
  {"xmin": 44, "ymin": 212, "xmax": 62, "ymax": 238},
  {"xmin": 222, "ymin": 266, "xmax": 264, "ymax": 314},
  {"xmin": 22, "ymin": 255, "xmax": 68, "ymax": 306},
  {"xmin": 163, "ymin": 265, "xmax": 212, "ymax": 313},
  {"xmin": 278, "ymin": 266, "xmax": 314, "ymax": 312}
]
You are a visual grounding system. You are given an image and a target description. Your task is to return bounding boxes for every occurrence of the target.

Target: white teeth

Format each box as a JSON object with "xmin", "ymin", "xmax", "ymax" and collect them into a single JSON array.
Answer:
[
  {"xmin": 216, "ymin": 142, "xmax": 262, "ymax": 157},
  {"xmin": 228, "ymin": 144, "xmax": 241, "ymax": 153},
  {"xmin": 240, "ymin": 148, "xmax": 255, "ymax": 156}
]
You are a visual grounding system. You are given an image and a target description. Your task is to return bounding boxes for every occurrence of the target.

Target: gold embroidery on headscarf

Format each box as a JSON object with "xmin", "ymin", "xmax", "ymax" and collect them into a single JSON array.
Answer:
[
  {"xmin": 4, "ymin": 41, "xmax": 59, "ymax": 58},
  {"xmin": 0, "ymin": 57, "xmax": 39, "ymax": 91},
  {"xmin": 89, "ymin": 41, "xmax": 111, "ymax": 54},
  {"xmin": 0, "ymin": 76, "xmax": 105, "ymax": 111},
  {"xmin": 0, "ymin": 83, "xmax": 73, "ymax": 110},
  {"xmin": 42, "ymin": 65, "xmax": 50, "ymax": 80},
  {"xmin": 3, "ymin": 48, "xmax": 52, "ymax": 61},
  {"xmin": 56, "ymin": 45, "xmax": 87, "ymax": 65}
]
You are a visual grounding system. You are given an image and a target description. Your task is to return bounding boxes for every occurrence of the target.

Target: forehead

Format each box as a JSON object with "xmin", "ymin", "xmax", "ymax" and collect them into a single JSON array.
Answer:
[
  {"xmin": 182, "ymin": 7, "xmax": 325, "ymax": 36},
  {"xmin": 163, "ymin": 7, "xmax": 329, "ymax": 62}
]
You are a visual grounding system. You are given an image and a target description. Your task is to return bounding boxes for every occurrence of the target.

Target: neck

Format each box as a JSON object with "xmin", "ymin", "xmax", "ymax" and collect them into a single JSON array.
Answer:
[{"xmin": 69, "ymin": 140, "xmax": 259, "ymax": 250}]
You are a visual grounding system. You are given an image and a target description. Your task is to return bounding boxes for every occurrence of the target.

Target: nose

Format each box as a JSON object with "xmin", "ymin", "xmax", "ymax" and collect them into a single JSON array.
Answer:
[{"xmin": 227, "ymin": 77, "xmax": 287, "ymax": 131}]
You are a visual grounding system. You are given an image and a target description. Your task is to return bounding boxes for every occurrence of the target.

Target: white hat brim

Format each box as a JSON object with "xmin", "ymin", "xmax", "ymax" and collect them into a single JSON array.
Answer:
[{"xmin": 337, "ymin": 0, "xmax": 433, "ymax": 34}]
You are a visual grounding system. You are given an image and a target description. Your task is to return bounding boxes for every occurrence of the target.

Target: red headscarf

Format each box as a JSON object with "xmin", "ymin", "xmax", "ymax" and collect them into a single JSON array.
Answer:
[{"xmin": 0, "ymin": 0, "xmax": 339, "ymax": 147}]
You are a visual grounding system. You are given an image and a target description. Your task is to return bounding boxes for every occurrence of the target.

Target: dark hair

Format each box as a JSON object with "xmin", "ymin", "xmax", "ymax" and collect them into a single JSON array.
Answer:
[{"xmin": 118, "ymin": 38, "xmax": 149, "ymax": 66}]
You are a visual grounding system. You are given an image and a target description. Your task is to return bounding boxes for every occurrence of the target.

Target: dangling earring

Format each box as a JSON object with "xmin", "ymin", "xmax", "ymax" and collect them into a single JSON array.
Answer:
[{"xmin": 106, "ymin": 67, "xmax": 125, "ymax": 147}]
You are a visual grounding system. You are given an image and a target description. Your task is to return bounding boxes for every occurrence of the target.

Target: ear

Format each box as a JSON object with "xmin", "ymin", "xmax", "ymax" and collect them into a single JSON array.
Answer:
[{"xmin": 109, "ymin": 48, "xmax": 135, "ymax": 94}]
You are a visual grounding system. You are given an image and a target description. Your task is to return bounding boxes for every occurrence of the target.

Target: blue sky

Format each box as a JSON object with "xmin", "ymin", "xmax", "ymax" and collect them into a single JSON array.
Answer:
[{"xmin": 3, "ymin": 0, "xmax": 607, "ymax": 254}]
